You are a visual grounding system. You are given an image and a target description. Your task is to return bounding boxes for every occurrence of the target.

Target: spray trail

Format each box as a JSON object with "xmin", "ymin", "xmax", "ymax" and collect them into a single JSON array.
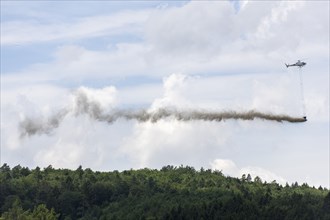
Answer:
[
  {"xmin": 18, "ymin": 85, "xmax": 307, "ymax": 137},
  {"xmin": 98, "ymin": 109, "xmax": 307, "ymax": 123},
  {"xmin": 19, "ymin": 107, "xmax": 307, "ymax": 137},
  {"xmin": 19, "ymin": 109, "xmax": 69, "ymax": 137}
]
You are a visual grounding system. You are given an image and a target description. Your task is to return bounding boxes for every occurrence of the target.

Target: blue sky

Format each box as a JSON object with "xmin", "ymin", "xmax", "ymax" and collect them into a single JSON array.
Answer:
[
  {"xmin": 1, "ymin": 1, "xmax": 329, "ymax": 187},
  {"xmin": 1, "ymin": 1, "xmax": 187, "ymax": 73}
]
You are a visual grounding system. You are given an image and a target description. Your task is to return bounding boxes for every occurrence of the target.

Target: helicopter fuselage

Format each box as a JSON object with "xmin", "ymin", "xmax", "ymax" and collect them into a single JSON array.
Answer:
[{"xmin": 285, "ymin": 60, "xmax": 306, "ymax": 68}]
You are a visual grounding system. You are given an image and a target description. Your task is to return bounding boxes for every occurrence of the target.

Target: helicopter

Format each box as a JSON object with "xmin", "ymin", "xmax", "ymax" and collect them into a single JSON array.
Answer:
[
  {"xmin": 285, "ymin": 59, "xmax": 308, "ymax": 122},
  {"xmin": 285, "ymin": 60, "xmax": 306, "ymax": 68}
]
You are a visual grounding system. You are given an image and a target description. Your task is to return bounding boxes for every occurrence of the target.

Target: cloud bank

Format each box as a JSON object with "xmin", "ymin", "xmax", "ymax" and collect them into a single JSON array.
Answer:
[{"xmin": 210, "ymin": 158, "xmax": 287, "ymax": 185}]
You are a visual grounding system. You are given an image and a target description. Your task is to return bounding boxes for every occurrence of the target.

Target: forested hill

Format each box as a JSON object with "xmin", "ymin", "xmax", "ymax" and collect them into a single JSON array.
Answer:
[{"xmin": 1, "ymin": 164, "xmax": 329, "ymax": 220}]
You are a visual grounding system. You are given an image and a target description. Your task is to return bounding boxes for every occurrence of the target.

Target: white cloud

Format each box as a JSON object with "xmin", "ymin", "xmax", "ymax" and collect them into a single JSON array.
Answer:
[
  {"xmin": 239, "ymin": 166, "xmax": 287, "ymax": 185},
  {"xmin": 239, "ymin": 0, "xmax": 249, "ymax": 11},
  {"xmin": 146, "ymin": 1, "xmax": 237, "ymax": 57},
  {"xmin": 32, "ymin": 115, "xmax": 135, "ymax": 169},
  {"xmin": 118, "ymin": 83, "xmax": 163, "ymax": 107},
  {"xmin": 121, "ymin": 119, "xmax": 233, "ymax": 169},
  {"xmin": 210, "ymin": 159, "xmax": 238, "ymax": 176},
  {"xmin": 3, "ymin": 1, "xmax": 328, "ymax": 85},
  {"xmin": 72, "ymin": 86, "xmax": 117, "ymax": 115},
  {"xmin": 0, "ymin": 84, "xmax": 134, "ymax": 169},
  {"xmin": 2, "ymin": 10, "xmax": 150, "ymax": 45},
  {"xmin": 254, "ymin": 1, "xmax": 304, "ymax": 40},
  {"xmin": 150, "ymin": 74, "xmax": 191, "ymax": 110},
  {"xmin": 210, "ymin": 158, "xmax": 287, "ymax": 185}
]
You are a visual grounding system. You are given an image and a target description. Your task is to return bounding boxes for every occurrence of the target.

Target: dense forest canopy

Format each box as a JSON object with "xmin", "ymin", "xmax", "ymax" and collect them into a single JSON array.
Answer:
[{"xmin": 0, "ymin": 164, "xmax": 329, "ymax": 219}]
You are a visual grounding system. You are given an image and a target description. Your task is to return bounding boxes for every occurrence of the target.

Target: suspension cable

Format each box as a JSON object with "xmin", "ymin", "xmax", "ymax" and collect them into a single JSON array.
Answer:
[{"xmin": 298, "ymin": 67, "xmax": 306, "ymax": 116}]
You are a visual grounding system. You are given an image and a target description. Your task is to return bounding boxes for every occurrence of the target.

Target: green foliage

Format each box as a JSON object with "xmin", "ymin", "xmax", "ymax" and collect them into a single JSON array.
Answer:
[
  {"xmin": 0, "ymin": 199, "xmax": 57, "ymax": 220},
  {"xmin": 0, "ymin": 163, "xmax": 329, "ymax": 220},
  {"xmin": 31, "ymin": 204, "xmax": 58, "ymax": 220}
]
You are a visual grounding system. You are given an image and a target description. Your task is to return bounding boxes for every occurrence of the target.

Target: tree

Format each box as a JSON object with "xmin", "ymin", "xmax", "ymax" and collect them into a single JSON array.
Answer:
[
  {"xmin": 1, "ymin": 199, "xmax": 32, "ymax": 220},
  {"xmin": 254, "ymin": 176, "xmax": 262, "ymax": 184},
  {"xmin": 323, "ymin": 192, "xmax": 330, "ymax": 213},
  {"xmin": 31, "ymin": 204, "xmax": 58, "ymax": 220},
  {"xmin": 33, "ymin": 167, "xmax": 43, "ymax": 182},
  {"xmin": 1, "ymin": 164, "xmax": 329, "ymax": 219},
  {"xmin": 0, "ymin": 163, "xmax": 11, "ymax": 180},
  {"xmin": 12, "ymin": 165, "xmax": 23, "ymax": 178},
  {"xmin": 76, "ymin": 165, "xmax": 84, "ymax": 179},
  {"xmin": 1, "ymin": 198, "xmax": 59, "ymax": 220},
  {"xmin": 246, "ymin": 174, "xmax": 252, "ymax": 182},
  {"xmin": 44, "ymin": 165, "xmax": 54, "ymax": 175}
]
